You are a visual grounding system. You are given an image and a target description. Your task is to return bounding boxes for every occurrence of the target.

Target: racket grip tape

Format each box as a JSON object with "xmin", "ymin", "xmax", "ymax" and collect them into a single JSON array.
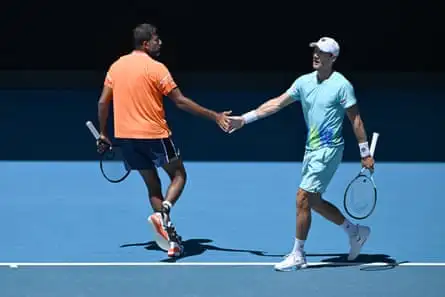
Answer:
[
  {"xmin": 86, "ymin": 121, "xmax": 101, "ymax": 140},
  {"xmin": 370, "ymin": 132, "xmax": 379, "ymax": 157}
]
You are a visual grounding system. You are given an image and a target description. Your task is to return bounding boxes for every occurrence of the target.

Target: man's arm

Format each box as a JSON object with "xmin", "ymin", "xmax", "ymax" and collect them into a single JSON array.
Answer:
[
  {"xmin": 167, "ymin": 88, "xmax": 218, "ymax": 121},
  {"xmin": 346, "ymin": 104, "xmax": 370, "ymax": 157},
  {"xmin": 339, "ymin": 80, "xmax": 373, "ymax": 160},
  {"xmin": 155, "ymin": 62, "xmax": 231, "ymax": 131},
  {"xmin": 167, "ymin": 87, "xmax": 231, "ymax": 131},
  {"xmin": 238, "ymin": 92, "xmax": 295, "ymax": 125},
  {"xmin": 98, "ymin": 85, "xmax": 113, "ymax": 138}
]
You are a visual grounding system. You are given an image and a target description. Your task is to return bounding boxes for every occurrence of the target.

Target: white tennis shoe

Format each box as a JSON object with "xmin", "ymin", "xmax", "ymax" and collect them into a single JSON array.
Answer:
[
  {"xmin": 274, "ymin": 252, "xmax": 308, "ymax": 271},
  {"xmin": 348, "ymin": 225, "xmax": 371, "ymax": 261}
]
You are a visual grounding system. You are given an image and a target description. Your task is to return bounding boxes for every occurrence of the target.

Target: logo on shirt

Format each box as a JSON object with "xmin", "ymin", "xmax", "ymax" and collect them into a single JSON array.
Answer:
[{"xmin": 340, "ymin": 97, "xmax": 346, "ymax": 105}]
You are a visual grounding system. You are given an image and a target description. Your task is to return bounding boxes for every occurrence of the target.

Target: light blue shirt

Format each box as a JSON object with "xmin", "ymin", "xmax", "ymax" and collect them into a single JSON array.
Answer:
[{"xmin": 286, "ymin": 71, "xmax": 357, "ymax": 150}]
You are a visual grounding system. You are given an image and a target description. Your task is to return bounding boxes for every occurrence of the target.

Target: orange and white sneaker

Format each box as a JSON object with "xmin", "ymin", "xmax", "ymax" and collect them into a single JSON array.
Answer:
[
  {"xmin": 165, "ymin": 221, "xmax": 184, "ymax": 258},
  {"xmin": 148, "ymin": 213, "xmax": 170, "ymax": 251}
]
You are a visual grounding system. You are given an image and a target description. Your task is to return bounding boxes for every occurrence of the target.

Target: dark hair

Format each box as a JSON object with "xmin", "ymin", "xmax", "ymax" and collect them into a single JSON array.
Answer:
[{"xmin": 133, "ymin": 24, "xmax": 158, "ymax": 47}]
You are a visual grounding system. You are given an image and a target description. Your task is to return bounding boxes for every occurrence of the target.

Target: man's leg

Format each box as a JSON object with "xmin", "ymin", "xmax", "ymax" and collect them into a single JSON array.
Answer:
[
  {"xmin": 311, "ymin": 196, "xmax": 345, "ymax": 225},
  {"xmin": 311, "ymin": 196, "xmax": 371, "ymax": 261},
  {"xmin": 307, "ymin": 146, "xmax": 371, "ymax": 261},
  {"xmin": 140, "ymin": 163, "xmax": 185, "ymax": 257},
  {"xmin": 274, "ymin": 187, "xmax": 315, "ymax": 271},
  {"xmin": 161, "ymin": 157, "xmax": 187, "ymax": 216},
  {"xmin": 117, "ymin": 138, "xmax": 171, "ymax": 249},
  {"xmin": 151, "ymin": 137, "xmax": 186, "ymax": 221},
  {"xmin": 147, "ymin": 158, "xmax": 187, "ymax": 257},
  {"xmin": 147, "ymin": 137, "xmax": 185, "ymax": 257},
  {"xmin": 138, "ymin": 168, "xmax": 165, "ymax": 212},
  {"xmin": 295, "ymin": 188, "xmax": 323, "ymax": 245},
  {"xmin": 295, "ymin": 188, "xmax": 312, "ymax": 251},
  {"xmin": 138, "ymin": 168, "xmax": 171, "ymax": 250},
  {"xmin": 274, "ymin": 149, "xmax": 316, "ymax": 271},
  {"xmin": 119, "ymin": 138, "xmax": 165, "ymax": 212},
  {"xmin": 274, "ymin": 146, "xmax": 370, "ymax": 271}
]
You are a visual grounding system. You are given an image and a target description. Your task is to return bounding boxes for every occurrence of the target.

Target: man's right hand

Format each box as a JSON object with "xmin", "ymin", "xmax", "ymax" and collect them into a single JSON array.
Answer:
[
  {"xmin": 97, "ymin": 134, "xmax": 112, "ymax": 154},
  {"xmin": 215, "ymin": 111, "xmax": 233, "ymax": 132}
]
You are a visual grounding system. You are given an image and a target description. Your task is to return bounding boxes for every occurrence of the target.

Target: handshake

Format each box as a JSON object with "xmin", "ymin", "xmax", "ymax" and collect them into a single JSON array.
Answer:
[{"xmin": 214, "ymin": 110, "xmax": 248, "ymax": 134}]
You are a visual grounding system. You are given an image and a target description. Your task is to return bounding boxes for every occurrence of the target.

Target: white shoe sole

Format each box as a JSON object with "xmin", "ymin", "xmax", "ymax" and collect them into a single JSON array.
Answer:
[
  {"xmin": 274, "ymin": 262, "xmax": 308, "ymax": 272},
  {"xmin": 147, "ymin": 215, "xmax": 170, "ymax": 251}
]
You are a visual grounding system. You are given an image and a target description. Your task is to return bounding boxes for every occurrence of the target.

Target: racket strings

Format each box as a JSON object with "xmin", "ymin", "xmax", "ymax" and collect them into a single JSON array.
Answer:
[
  {"xmin": 344, "ymin": 175, "xmax": 376, "ymax": 219},
  {"xmin": 349, "ymin": 179, "xmax": 372, "ymax": 210}
]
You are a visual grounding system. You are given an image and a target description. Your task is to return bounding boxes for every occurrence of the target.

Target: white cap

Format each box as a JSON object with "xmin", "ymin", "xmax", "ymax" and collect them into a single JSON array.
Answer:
[{"xmin": 309, "ymin": 37, "xmax": 340, "ymax": 56}]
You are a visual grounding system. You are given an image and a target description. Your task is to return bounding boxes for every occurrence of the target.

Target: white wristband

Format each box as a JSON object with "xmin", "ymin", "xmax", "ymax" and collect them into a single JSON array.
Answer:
[
  {"xmin": 359, "ymin": 142, "xmax": 370, "ymax": 158},
  {"xmin": 241, "ymin": 110, "xmax": 259, "ymax": 124}
]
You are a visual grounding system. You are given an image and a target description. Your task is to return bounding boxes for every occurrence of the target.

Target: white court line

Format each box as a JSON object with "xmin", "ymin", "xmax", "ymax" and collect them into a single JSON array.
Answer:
[{"xmin": 0, "ymin": 262, "xmax": 444, "ymax": 268}]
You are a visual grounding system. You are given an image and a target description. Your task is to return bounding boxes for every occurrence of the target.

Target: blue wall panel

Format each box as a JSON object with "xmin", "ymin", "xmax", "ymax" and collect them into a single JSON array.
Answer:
[{"xmin": 0, "ymin": 71, "xmax": 442, "ymax": 162}]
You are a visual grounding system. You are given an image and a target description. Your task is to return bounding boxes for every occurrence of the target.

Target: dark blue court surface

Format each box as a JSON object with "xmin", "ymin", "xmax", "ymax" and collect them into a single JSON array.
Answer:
[{"xmin": 1, "ymin": 161, "xmax": 444, "ymax": 296}]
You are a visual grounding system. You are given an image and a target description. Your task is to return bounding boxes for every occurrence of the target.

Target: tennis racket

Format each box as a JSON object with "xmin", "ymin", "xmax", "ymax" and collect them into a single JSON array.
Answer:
[
  {"xmin": 343, "ymin": 132, "xmax": 380, "ymax": 220},
  {"xmin": 85, "ymin": 121, "xmax": 131, "ymax": 183}
]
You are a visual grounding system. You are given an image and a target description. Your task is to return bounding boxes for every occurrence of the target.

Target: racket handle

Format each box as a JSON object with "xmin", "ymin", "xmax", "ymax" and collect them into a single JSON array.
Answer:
[
  {"xmin": 360, "ymin": 132, "xmax": 379, "ymax": 174},
  {"xmin": 370, "ymin": 132, "xmax": 379, "ymax": 157},
  {"xmin": 86, "ymin": 121, "xmax": 100, "ymax": 140}
]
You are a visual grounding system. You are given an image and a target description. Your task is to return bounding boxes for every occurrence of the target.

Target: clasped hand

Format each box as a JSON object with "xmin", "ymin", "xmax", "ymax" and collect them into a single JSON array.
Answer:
[{"xmin": 214, "ymin": 111, "xmax": 246, "ymax": 133}]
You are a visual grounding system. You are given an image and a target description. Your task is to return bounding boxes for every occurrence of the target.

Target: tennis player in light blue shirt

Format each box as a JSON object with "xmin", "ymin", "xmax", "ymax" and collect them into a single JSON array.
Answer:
[{"xmin": 228, "ymin": 37, "xmax": 375, "ymax": 271}]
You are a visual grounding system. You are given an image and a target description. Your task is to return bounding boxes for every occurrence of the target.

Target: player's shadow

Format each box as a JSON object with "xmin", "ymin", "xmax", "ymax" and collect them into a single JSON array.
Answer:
[
  {"xmin": 121, "ymin": 239, "xmax": 404, "ymax": 270},
  {"xmin": 304, "ymin": 253, "xmax": 406, "ymax": 271},
  {"xmin": 120, "ymin": 238, "xmax": 273, "ymax": 262}
]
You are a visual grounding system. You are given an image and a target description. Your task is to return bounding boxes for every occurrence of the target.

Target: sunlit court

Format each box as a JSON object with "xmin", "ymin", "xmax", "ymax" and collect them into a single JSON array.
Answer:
[{"xmin": 1, "ymin": 161, "xmax": 443, "ymax": 296}]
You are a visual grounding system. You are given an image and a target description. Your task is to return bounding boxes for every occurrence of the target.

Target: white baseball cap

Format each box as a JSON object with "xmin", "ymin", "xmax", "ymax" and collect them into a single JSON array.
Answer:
[{"xmin": 309, "ymin": 37, "xmax": 340, "ymax": 56}]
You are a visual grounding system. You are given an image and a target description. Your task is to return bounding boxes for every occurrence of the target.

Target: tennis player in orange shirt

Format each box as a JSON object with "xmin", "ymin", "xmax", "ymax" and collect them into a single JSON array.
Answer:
[{"xmin": 97, "ymin": 23, "xmax": 232, "ymax": 258}]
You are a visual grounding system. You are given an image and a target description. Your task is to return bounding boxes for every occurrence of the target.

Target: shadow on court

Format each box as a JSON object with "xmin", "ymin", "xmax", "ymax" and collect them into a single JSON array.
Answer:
[
  {"xmin": 120, "ymin": 238, "xmax": 274, "ymax": 262},
  {"xmin": 120, "ymin": 238, "xmax": 402, "ymax": 267},
  {"xmin": 317, "ymin": 253, "xmax": 396, "ymax": 264},
  {"xmin": 307, "ymin": 253, "xmax": 406, "ymax": 271}
]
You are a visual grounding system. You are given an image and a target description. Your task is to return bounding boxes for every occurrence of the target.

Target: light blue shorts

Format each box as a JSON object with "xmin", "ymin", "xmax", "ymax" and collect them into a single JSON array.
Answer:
[{"xmin": 299, "ymin": 146, "xmax": 344, "ymax": 194}]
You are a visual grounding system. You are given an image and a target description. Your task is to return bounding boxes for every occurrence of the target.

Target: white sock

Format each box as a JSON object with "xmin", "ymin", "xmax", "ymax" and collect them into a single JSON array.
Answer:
[
  {"xmin": 162, "ymin": 200, "xmax": 172, "ymax": 212},
  {"xmin": 341, "ymin": 218, "xmax": 358, "ymax": 236},
  {"xmin": 291, "ymin": 238, "xmax": 305, "ymax": 256}
]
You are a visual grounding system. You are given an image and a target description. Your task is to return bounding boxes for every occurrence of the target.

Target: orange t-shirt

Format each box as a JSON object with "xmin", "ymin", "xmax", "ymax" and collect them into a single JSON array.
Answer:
[{"xmin": 104, "ymin": 51, "xmax": 177, "ymax": 139}]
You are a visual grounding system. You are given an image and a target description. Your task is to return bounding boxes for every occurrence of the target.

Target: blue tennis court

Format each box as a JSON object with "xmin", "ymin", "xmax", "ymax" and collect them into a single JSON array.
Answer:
[{"xmin": 1, "ymin": 161, "xmax": 444, "ymax": 296}]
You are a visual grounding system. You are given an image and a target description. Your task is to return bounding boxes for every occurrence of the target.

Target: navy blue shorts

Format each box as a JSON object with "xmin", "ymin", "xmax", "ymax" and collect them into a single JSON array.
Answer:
[{"xmin": 116, "ymin": 137, "xmax": 180, "ymax": 170}]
